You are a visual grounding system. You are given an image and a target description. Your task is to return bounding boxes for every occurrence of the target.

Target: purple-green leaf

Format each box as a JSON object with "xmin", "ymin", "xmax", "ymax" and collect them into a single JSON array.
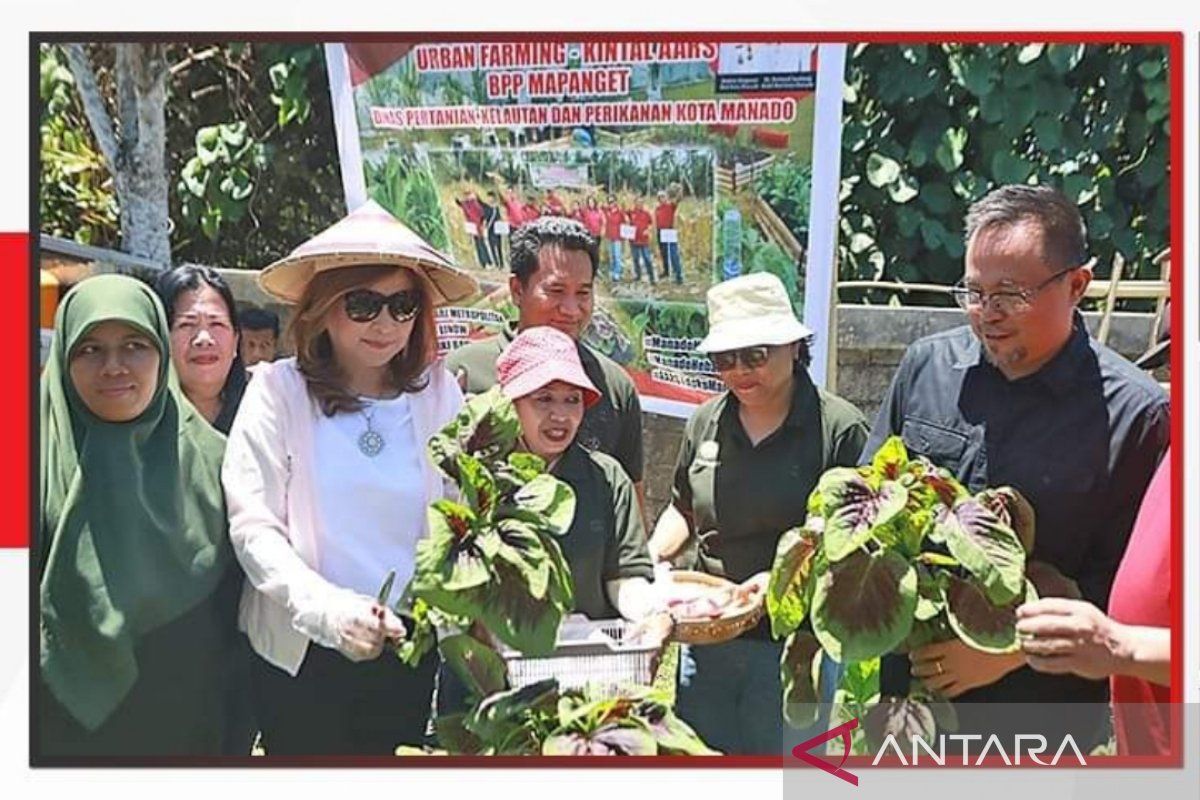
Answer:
[
  {"xmin": 542, "ymin": 726, "xmax": 657, "ymax": 756},
  {"xmin": 871, "ymin": 435, "xmax": 910, "ymax": 480},
  {"xmin": 819, "ymin": 469, "xmax": 908, "ymax": 562},
  {"xmin": 977, "ymin": 487, "xmax": 1036, "ymax": 554},
  {"xmin": 862, "ymin": 696, "xmax": 936, "ymax": 751},
  {"xmin": 780, "ymin": 630, "xmax": 822, "ymax": 729},
  {"xmin": 767, "ymin": 525, "xmax": 819, "ymax": 638},
  {"xmin": 936, "ymin": 498, "xmax": 1026, "ymax": 605},
  {"xmin": 812, "ymin": 549, "xmax": 917, "ymax": 663},
  {"xmin": 439, "ymin": 632, "xmax": 509, "ymax": 699},
  {"xmin": 945, "ymin": 576, "xmax": 1038, "ymax": 654},
  {"xmin": 1025, "ymin": 560, "xmax": 1082, "ymax": 599},
  {"xmin": 478, "ymin": 560, "xmax": 566, "ymax": 656}
]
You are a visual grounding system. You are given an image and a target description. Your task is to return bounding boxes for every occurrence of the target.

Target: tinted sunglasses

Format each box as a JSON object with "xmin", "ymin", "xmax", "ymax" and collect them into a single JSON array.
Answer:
[
  {"xmin": 709, "ymin": 345, "xmax": 772, "ymax": 372},
  {"xmin": 343, "ymin": 288, "xmax": 421, "ymax": 323}
]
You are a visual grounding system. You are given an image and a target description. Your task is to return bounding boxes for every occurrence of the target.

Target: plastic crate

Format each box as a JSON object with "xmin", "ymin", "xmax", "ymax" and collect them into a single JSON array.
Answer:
[{"xmin": 497, "ymin": 618, "xmax": 657, "ymax": 691}]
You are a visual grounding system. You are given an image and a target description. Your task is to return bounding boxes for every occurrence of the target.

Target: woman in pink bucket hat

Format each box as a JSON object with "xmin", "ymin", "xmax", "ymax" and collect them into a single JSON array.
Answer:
[
  {"xmin": 437, "ymin": 325, "xmax": 671, "ymax": 714},
  {"xmin": 221, "ymin": 201, "xmax": 477, "ymax": 755},
  {"xmin": 498, "ymin": 327, "xmax": 671, "ymax": 634}
]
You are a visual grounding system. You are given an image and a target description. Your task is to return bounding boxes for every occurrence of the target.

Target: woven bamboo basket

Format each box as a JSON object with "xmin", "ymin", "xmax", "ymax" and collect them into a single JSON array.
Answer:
[{"xmin": 665, "ymin": 570, "xmax": 766, "ymax": 645}]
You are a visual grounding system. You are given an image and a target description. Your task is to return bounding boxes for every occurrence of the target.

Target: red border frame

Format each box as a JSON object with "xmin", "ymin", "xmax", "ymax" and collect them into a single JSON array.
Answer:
[{"xmin": 22, "ymin": 31, "xmax": 1184, "ymax": 772}]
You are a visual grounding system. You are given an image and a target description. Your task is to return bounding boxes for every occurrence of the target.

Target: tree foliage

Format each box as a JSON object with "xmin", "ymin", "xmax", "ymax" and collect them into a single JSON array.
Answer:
[
  {"xmin": 839, "ymin": 43, "xmax": 1170, "ymax": 305},
  {"xmin": 39, "ymin": 45, "xmax": 119, "ymax": 248},
  {"xmin": 39, "ymin": 42, "xmax": 344, "ymax": 269}
]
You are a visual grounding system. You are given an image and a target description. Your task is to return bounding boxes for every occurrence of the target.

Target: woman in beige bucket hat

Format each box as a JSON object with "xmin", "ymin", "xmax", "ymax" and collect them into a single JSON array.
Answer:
[
  {"xmin": 648, "ymin": 272, "xmax": 870, "ymax": 755},
  {"xmin": 221, "ymin": 201, "xmax": 477, "ymax": 755}
]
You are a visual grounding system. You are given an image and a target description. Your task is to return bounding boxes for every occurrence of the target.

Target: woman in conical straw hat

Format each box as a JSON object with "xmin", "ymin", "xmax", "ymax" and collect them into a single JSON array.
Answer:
[
  {"xmin": 222, "ymin": 201, "xmax": 477, "ymax": 755},
  {"xmin": 648, "ymin": 272, "xmax": 869, "ymax": 755}
]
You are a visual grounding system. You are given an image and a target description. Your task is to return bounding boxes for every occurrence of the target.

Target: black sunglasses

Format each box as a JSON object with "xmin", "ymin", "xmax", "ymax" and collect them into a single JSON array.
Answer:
[
  {"xmin": 709, "ymin": 345, "xmax": 772, "ymax": 372},
  {"xmin": 343, "ymin": 288, "xmax": 421, "ymax": 323}
]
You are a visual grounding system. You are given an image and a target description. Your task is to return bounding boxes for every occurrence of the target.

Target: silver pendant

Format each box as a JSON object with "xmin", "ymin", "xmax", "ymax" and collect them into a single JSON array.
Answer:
[{"xmin": 358, "ymin": 429, "xmax": 385, "ymax": 457}]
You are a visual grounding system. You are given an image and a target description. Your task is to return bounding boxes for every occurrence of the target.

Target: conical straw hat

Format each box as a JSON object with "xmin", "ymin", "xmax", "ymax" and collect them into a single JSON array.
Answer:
[{"xmin": 259, "ymin": 199, "xmax": 478, "ymax": 306}]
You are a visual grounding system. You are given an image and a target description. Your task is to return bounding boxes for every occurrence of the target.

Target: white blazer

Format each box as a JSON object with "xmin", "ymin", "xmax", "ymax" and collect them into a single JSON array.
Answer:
[{"xmin": 221, "ymin": 358, "xmax": 462, "ymax": 675}]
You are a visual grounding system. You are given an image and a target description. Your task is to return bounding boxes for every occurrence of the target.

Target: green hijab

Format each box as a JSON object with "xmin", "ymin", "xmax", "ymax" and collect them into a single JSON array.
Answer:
[{"xmin": 40, "ymin": 274, "xmax": 231, "ymax": 731}]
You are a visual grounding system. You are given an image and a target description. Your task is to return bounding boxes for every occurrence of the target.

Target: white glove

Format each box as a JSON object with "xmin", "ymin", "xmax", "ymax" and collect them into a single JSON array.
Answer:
[{"xmin": 317, "ymin": 591, "xmax": 408, "ymax": 662}]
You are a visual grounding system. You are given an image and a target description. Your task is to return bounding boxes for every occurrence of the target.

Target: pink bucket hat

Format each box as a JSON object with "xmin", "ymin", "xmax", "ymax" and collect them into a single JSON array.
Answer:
[{"xmin": 497, "ymin": 326, "xmax": 601, "ymax": 408}]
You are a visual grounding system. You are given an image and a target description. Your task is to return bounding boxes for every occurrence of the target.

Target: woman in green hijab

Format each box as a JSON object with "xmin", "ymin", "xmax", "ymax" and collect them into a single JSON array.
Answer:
[{"xmin": 39, "ymin": 274, "xmax": 242, "ymax": 758}]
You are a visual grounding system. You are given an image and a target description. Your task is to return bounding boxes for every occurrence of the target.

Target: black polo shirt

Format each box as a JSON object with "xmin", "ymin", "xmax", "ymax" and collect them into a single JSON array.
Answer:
[
  {"xmin": 671, "ymin": 368, "xmax": 869, "ymax": 635},
  {"xmin": 550, "ymin": 443, "xmax": 654, "ymax": 619},
  {"xmin": 445, "ymin": 325, "xmax": 645, "ymax": 482},
  {"xmin": 862, "ymin": 314, "xmax": 1169, "ymax": 744}
]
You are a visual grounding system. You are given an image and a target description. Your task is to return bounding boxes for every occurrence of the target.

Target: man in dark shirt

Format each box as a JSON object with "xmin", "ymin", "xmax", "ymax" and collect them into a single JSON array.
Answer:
[
  {"xmin": 445, "ymin": 216, "xmax": 646, "ymax": 515},
  {"xmin": 861, "ymin": 184, "xmax": 1169, "ymax": 750}
]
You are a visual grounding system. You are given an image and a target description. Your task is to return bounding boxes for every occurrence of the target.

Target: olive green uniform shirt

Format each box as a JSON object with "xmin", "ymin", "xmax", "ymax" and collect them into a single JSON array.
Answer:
[
  {"xmin": 551, "ymin": 443, "xmax": 654, "ymax": 619},
  {"xmin": 671, "ymin": 369, "xmax": 869, "ymax": 588}
]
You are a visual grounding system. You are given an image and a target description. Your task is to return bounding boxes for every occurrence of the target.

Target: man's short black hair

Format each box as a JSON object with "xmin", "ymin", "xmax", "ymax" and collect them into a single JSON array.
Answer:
[
  {"xmin": 510, "ymin": 215, "xmax": 599, "ymax": 284},
  {"xmin": 964, "ymin": 184, "xmax": 1088, "ymax": 271},
  {"xmin": 239, "ymin": 306, "xmax": 280, "ymax": 337}
]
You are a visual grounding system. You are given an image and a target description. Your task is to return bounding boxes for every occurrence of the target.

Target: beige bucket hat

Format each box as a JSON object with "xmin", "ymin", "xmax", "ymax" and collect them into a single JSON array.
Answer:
[
  {"xmin": 695, "ymin": 272, "xmax": 812, "ymax": 353},
  {"xmin": 258, "ymin": 199, "xmax": 478, "ymax": 305}
]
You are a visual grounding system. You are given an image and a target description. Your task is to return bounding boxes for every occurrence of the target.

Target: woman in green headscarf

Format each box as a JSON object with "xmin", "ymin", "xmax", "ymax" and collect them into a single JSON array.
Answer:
[{"xmin": 39, "ymin": 274, "xmax": 242, "ymax": 758}]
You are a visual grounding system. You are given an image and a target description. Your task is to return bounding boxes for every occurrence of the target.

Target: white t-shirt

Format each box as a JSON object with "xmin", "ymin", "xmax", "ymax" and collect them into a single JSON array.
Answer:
[{"xmin": 313, "ymin": 394, "xmax": 425, "ymax": 606}]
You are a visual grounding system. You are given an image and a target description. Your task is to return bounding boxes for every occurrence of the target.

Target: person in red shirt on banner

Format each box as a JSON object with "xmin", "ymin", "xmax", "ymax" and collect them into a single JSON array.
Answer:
[
  {"xmin": 544, "ymin": 188, "xmax": 567, "ymax": 216},
  {"xmin": 602, "ymin": 194, "xmax": 627, "ymax": 282},
  {"xmin": 501, "ymin": 188, "xmax": 526, "ymax": 229},
  {"xmin": 654, "ymin": 188, "xmax": 683, "ymax": 284},
  {"xmin": 579, "ymin": 195, "xmax": 605, "ymax": 240},
  {"xmin": 521, "ymin": 193, "xmax": 542, "ymax": 227},
  {"xmin": 578, "ymin": 195, "xmax": 607, "ymax": 272},
  {"xmin": 454, "ymin": 191, "xmax": 492, "ymax": 268},
  {"xmin": 628, "ymin": 197, "xmax": 655, "ymax": 285},
  {"xmin": 1018, "ymin": 447, "xmax": 1173, "ymax": 756}
]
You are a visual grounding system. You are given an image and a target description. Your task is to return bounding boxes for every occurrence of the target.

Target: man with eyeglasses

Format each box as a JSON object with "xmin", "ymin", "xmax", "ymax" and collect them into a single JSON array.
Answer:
[{"xmin": 861, "ymin": 184, "xmax": 1169, "ymax": 754}]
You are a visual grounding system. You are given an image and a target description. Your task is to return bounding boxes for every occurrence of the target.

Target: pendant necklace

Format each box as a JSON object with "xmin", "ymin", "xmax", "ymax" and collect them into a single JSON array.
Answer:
[{"xmin": 358, "ymin": 403, "xmax": 385, "ymax": 457}]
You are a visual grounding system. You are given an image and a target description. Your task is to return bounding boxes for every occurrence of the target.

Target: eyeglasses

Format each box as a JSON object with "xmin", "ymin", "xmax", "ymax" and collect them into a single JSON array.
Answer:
[
  {"xmin": 950, "ymin": 268, "xmax": 1076, "ymax": 316},
  {"xmin": 709, "ymin": 345, "xmax": 772, "ymax": 372},
  {"xmin": 343, "ymin": 289, "xmax": 421, "ymax": 323}
]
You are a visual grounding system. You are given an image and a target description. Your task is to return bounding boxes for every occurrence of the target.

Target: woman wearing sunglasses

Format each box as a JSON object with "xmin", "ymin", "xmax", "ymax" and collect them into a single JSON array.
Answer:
[
  {"xmin": 221, "ymin": 201, "xmax": 477, "ymax": 755},
  {"xmin": 648, "ymin": 272, "xmax": 869, "ymax": 755}
]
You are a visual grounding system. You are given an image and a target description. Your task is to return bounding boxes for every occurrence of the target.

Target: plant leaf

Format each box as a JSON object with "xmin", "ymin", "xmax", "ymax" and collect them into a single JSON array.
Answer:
[
  {"xmin": 1025, "ymin": 560, "xmax": 1082, "ymax": 599},
  {"xmin": 767, "ymin": 525, "xmax": 820, "ymax": 638},
  {"xmin": 936, "ymin": 498, "xmax": 1026, "ymax": 605},
  {"xmin": 646, "ymin": 711, "xmax": 720, "ymax": 755},
  {"xmin": 819, "ymin": 469, "xmax": 908, "ymax": 562},
  {"xmin": 478, "ymin": 560, "xmax": 567, "ymax": 655},
  {"xmin": 439, "ymin": 632, "xmax": 509, "ymax": 699},
  {"xmin": 871, "ymin": 435, "xmax": 910, "ymax": 480},
  {"xmin": 434, "ymin": 712, "xmax": 483, "ymax": 754},
  {"xmin": 780, "ymin": 630, "xmax": 822, "ymax": 729},
  {"xmin": 812, "ymin": 550, "xmax": 917, "ymax": 663},
  {"xmin": 466, "ymin": 679, "xmax": 559, "ymax": 749},
  {"xmin": 512, "ymin": 474, "xmax": 576, "ymax": 535},
  {"xmin": 862, "ymin": 696, "xmax": 936, "ymax": 751},
  {"xmin": 945, "ymin": 576, "xmax": 1037, "ymax": 654},
  {"xmin": 977, "ymin": 487, "xmax": 1036, "ymax": 554}
]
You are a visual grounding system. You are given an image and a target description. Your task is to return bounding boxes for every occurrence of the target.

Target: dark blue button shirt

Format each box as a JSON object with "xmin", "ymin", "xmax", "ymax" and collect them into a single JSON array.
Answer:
[{"xmin": 862, "ymin": 313, "xmax": 1169, "ymax": 745}]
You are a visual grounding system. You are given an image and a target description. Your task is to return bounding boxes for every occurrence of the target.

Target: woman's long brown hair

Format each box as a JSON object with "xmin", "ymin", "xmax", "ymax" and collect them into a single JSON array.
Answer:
[{"xmin": 287, "ymin": 263, "xmax": 436, "ymax": 416}]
